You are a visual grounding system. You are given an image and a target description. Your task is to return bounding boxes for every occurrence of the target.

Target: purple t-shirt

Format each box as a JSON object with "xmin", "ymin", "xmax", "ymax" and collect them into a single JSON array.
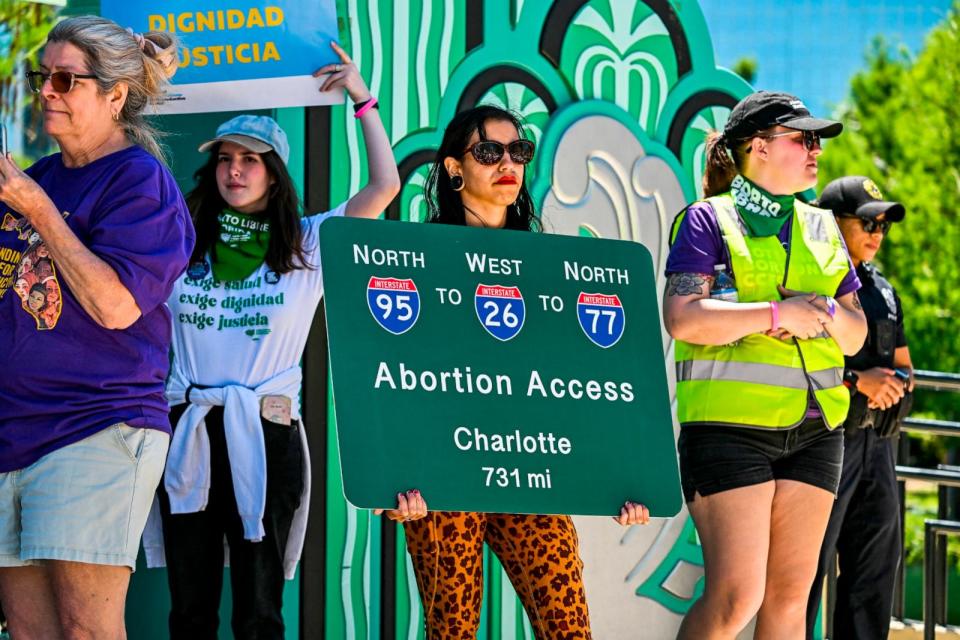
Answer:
[
  {"xmin": 0, "ymin": 146, "xmax": 194, "ymax": 471},
  {"xmin": 666, "ymin": 201, "xmax": 861, "ymax": 297}
]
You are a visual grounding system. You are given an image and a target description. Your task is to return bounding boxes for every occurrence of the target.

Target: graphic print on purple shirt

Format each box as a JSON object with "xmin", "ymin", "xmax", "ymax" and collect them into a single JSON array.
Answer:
[
  {"xmin": 0, "ymin": 146, "xmax": 194, "ymax": 472},
  {"xmin": 666, "ymin": 201, "xmax": 861, "ymax": 298}
]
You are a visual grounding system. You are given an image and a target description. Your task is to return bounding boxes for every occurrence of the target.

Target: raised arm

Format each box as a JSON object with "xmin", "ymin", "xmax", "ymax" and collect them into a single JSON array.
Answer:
[{"xmin": 314, "ymin": 42, "xmax": 400, "ymax": 219}]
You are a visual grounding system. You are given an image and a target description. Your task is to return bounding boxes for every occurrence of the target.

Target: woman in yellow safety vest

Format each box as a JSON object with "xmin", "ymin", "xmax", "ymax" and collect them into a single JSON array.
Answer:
[{"xmin": 663, "ymin": 91, "xmax": 868, "ymax": 639}]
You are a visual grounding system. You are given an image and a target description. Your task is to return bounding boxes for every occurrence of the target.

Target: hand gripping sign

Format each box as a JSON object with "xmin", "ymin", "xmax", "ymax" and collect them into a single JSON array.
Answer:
[
  {"xmin": 474, "ymin": 284, "xmax": 525, "ymax": 341},
  {"xmin": 577, "ymin": 292, "xmax": 625, "ymax": 348},
  {"xmin": 367, "ymin": 277, "xmax": 420, "ymax": 335}
]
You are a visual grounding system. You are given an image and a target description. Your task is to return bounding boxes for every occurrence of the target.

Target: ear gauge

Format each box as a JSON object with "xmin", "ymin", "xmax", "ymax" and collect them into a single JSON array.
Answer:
[{"xmin": 450, "ymin": 175, "xmax": 464, "ymax": 191}]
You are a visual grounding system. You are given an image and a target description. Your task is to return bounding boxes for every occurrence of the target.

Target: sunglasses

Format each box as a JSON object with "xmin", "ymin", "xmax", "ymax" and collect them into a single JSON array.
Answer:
[
  {"xmin": 760, "ymin": 130, "xmax": 822, "ymax": 151},
  {"xmin": 839, "ymin": 215, "xmax": 892, "ymax": 235},
  {"xmin": 464, "ymin": 139, "xmax": 535, "ymax": 166},
  {"xmin": 26, "ymin": 70, "xmax": 98, "ymax": 94}
]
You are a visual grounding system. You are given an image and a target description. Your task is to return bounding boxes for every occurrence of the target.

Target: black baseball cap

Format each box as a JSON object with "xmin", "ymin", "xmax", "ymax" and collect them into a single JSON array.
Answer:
[
  {"xmin": 818, "ymin": 176, "xmax": 906, "ymax": 221},
  {"xmin": 723, "ymin": 91, "xmax": 843, "ymax": 142}
]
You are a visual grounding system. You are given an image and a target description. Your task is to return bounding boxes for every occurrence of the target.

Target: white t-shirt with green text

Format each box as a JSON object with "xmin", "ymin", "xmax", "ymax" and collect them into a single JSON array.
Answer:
[{"xmin": 167, "ymin": 204, "xmax": 346, "ymax": 417}]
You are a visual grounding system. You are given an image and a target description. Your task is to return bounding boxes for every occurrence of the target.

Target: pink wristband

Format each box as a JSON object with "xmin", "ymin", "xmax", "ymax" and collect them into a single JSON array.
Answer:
[
  {"xmin": 353, "ymin": 96, "xmax": 378, "ymax": 119},
  {"xmin": 770, "ymin": 301, "xmax": 780, "ymax": 331}
]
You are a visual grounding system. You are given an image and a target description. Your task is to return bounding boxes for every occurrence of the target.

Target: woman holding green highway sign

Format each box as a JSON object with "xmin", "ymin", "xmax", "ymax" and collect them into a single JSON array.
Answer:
[{"xmin": 387, "ymin": 105, "xmax": 649, "ymax": 640}]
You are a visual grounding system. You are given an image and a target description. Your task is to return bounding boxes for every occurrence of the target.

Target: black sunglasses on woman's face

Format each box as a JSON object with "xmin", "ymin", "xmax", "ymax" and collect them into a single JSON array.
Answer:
[
  {"xmin": 463, "ymin": 139, "xmax": 536, "ymax": 166},
  {"xmin": 760, "ymin": 130, "xmax": 821, "ymax": 151},
  {"xmin": 743, "ymin": 130, "xmax": 821, "ymax": 153},
  {"xmin": 839, "ymin": 214, "xmax": 892, "ymax": 235},
  {"xmin": 26, "ymin": 70, "xmax": 98, "ymax": 94}
]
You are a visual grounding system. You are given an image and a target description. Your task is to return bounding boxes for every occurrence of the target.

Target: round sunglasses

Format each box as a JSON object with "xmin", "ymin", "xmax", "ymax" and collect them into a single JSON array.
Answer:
[
  {"xmin": 839, "ymin": 214, "xmax": 892, "ymax": 235},
  {"xmin": 26, "ymin": 70, "xmax": 98, "ymax": 94},
  {"xmin": 464, "ymin": 139, "xmax": 535, "ymax": 166}
]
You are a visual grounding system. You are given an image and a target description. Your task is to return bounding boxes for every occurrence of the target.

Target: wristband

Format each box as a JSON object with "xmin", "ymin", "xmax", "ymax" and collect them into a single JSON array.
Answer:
[
  {"xmin": 353, "ymin": 97, "xmax": 379, "ymax": 118},
  {"xmin": 769, "ymin": 301, "xmax": 779, "ymax": 331},
  {"xmin": 825, "ymin": 296, "xmax": 837, "ymax": 319},
  {"xmin": 843, "ymin": 368, "xmax": 859, "ymax": 391}
]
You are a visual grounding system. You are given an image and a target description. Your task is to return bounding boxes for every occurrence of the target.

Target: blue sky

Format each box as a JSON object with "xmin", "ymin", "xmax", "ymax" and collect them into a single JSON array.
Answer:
[{"xmin": 698, "ymin": 0, "xmax": 953, "ymax": 118}]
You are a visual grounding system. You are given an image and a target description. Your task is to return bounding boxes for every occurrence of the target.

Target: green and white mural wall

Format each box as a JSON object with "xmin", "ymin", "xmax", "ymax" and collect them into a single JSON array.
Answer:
[{"xmin": 324, "ymin": 0, "xmax": 751, "ymax": 638}]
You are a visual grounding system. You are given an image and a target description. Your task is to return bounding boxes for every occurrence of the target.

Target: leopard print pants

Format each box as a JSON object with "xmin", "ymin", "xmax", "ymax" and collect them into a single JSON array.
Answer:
[{"xmin": 403, "ymin": 511, "xmax": 591, "ymax": 639}]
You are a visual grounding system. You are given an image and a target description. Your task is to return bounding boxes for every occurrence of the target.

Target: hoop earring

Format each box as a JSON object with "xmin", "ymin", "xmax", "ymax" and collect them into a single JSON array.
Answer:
[
  {"xmin": 450, "ymin": 175, "xmax": 464, "ymax": 191},
  {"xmin": 112, "ymin": 112, "xmax": 120, "ymax": 122}
]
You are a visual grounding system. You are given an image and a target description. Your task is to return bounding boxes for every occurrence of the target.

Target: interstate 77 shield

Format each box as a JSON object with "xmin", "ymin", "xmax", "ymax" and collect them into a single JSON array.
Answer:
[
  {"xmin": 319, "ymin": 217, "xmax": 681, "ymax": 518},
  {"xmin": 577, "ymin": 293, "xmax": 625, "ymax": 348}
]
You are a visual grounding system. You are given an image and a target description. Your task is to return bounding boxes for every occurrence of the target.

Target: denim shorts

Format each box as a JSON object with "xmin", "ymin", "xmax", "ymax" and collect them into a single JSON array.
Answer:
[
  {"xmin": 0, "ymin": 423, "xmax": 169, "ymax": 569},
  {"xmin": 677, "ymin": 418, "xmax": 844, "ymax": 502}
]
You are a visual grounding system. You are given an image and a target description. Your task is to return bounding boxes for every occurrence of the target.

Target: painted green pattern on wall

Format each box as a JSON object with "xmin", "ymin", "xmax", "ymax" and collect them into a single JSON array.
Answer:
[{"xmin": 559, "ymin": 0, "xmax": 679, "ymax": 134}]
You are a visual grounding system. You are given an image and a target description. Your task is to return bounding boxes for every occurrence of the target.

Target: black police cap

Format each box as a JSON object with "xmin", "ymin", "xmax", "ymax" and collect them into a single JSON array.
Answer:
[{"xmin": 818, "ymin": 176, "xmax": 905, "ymax": 221}]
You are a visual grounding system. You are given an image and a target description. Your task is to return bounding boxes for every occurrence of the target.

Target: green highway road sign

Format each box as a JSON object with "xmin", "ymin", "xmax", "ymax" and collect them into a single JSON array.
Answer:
[{"xmin": 320, "ymin": 217, "xmax": 680, "ymax": 517}]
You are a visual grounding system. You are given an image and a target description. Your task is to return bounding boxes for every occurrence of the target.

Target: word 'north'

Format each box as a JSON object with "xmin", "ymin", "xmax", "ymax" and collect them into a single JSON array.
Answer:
[
  {"xmin": 563, "ymin": 261, "xmax": 629, "ymax": 285},
  {"xmin": 353, "ymin": 244, "xmax": 425, "ymax": 268}
]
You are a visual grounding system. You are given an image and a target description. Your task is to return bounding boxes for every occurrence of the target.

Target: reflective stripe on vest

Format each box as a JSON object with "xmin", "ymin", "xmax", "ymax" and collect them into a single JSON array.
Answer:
[
  {"xmin": 674, "ymin": 194, "xmax": 851, "ymax": 429},
  {"xmin": 676, "ymin": 360, "xmax": 842, "ymax": 391}
]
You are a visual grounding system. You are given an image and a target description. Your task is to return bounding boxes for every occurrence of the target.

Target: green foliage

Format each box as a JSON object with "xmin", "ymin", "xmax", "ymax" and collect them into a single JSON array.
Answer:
[
  {"xmin": 818, "ymin": 6, "xmax": 960, "ymax": 420},
  {"xmin": 731, "ymin": 56, "xmax": 757, "ymax": 84},
  {"xmin": 0, "ymin": 0, "xmax": 60, "ymax": 120},
  {"xmin": 904, "ymin": 486, "xmax": 960, "ymax": 571}
]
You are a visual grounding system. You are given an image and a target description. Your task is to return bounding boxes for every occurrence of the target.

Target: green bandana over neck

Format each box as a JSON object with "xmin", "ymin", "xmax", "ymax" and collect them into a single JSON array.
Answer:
[
  {"xmin": 730, "ymin": 174, "xmax": 795, "ymax": 237},
  {"xmin": 210, "ymin": 209, "xmax": 271, "ymax": 282}
]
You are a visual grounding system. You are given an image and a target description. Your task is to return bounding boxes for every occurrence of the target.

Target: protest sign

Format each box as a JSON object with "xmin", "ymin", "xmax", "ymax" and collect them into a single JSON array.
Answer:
[
  {"xmin": 101, "ymin": 0, "xmax": 342, "ymax": 113},
  {"xmin": 320, "ymin": 218, "xmax": 681, "ymax": 517}
]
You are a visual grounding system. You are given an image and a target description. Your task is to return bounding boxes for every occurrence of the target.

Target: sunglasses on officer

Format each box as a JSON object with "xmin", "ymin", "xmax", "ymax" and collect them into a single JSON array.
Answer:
[
  {"xmin": 838, "ymin": 214, "xmax": 892, "ymax": 235},
  {"xmin": 464, "ymin": 139, "xmax": 536, "ymax": 166},
  {"xmin": 26, "ymin": 70, "xmax": 98, "ymax": 94}
]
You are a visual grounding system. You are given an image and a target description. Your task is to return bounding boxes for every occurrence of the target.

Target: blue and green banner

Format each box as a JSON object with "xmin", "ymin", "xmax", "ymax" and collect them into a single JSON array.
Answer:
[{"xmin": 101, "ymin": 0, "xmax": 342, "ymax": 113}]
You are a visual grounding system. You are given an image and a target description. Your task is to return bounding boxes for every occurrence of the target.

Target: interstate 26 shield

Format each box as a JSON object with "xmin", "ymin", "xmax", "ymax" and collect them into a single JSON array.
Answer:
[
  {"xmin": 474, "ymin": 284, "xmax": 525, "ymax": 341},
  {"xmin": 577, "ymin": 292, "xmax": 625, "ymax": 348},
  {"xmin": 367, "ymin": 276, "xmax": 420, "ymax": 335}
]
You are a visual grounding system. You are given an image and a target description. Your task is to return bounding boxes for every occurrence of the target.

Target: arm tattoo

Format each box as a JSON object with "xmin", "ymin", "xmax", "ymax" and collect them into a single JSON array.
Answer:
[
  {"xmin": 851, "ymin": 292, "xmax": 862, "ymax": 310},
  {"xmin": 667, "ymin": 273, "xmax": 710, "ymax": 297}
]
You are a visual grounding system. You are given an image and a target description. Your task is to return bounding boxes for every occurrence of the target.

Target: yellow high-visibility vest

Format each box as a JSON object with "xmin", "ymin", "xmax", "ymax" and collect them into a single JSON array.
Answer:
[{"xmin": 674, "ymin": 194, "xmax": 851, "ymax": 429}]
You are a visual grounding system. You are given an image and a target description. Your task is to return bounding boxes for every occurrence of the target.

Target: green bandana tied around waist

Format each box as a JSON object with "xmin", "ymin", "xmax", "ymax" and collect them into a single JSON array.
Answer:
[
  {"xmin": 730, "ymin": 174, "xmax": 795, "ymax": 237},
  {"xmin": 210, "ymin": 209, "xmax": 271, "ymax": 282}
]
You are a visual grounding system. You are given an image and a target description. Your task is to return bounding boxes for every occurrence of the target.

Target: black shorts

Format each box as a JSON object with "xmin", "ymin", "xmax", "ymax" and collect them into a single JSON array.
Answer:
[{"xmin": 677, "ymin": 418, "xmax": 844, "ymax": 502}]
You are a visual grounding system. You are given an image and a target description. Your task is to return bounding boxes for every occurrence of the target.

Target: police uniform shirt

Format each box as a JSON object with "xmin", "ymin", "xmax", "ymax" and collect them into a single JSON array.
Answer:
[
  {"xmin": 846, "ymin": 262, "xmax": 907, "ymax": 373},
  {"xmin": 844, "ymin": 262, "xmax": 907, "ymax": 427}
]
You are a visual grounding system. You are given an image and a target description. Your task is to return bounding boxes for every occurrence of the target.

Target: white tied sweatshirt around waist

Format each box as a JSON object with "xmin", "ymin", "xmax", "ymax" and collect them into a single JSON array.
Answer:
[{"xmin": 142, "ymin": 364, "xmax": 311, "ymax": 580}]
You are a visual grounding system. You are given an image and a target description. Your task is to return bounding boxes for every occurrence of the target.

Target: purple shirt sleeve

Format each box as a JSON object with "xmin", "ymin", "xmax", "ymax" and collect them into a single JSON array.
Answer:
[
  {"xmin": 834, "ymin": 233, "xmax": 862, "ymax": 298},
  {"xmin": 665, "ymin": 202, "xmax": 726, "ymax": 276},
  {"xmin": 87, "ymin": 158, "xmax": 194, "ymax": 316}
]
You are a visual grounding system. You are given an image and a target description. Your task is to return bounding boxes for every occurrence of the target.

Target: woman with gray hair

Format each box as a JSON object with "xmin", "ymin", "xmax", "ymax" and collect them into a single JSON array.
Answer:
[{"xmin": 0, "ymin": 15, "xmax": 193, "ymax": 639}]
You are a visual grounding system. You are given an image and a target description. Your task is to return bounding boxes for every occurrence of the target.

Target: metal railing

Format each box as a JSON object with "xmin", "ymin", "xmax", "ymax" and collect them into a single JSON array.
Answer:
[{"xmin": 887, "ymin": 370, "xmax": 960, "ymax": 637}]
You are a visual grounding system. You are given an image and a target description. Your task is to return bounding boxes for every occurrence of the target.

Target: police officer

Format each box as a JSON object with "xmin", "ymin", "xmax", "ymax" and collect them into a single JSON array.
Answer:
[{"xmin": 806, "ymin": 176, "xmax": 914, "ymax": 639}]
